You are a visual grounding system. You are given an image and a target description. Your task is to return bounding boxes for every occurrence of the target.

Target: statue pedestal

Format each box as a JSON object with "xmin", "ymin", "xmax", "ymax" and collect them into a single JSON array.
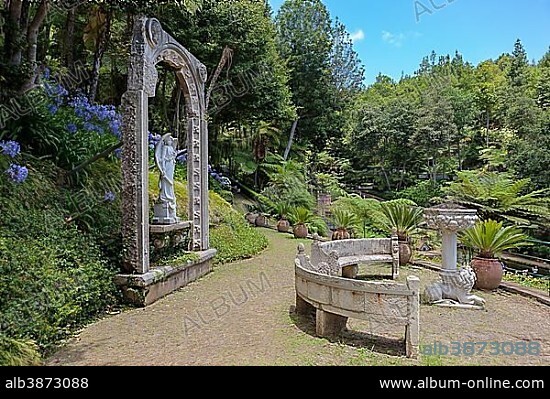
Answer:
[
  {"xmin": 153, "ymin": 202, "xmax": 179, "ymax": 225},
  {"xmin": 423, "ymin": 205, "xmax": 485, "ymax": 309}
]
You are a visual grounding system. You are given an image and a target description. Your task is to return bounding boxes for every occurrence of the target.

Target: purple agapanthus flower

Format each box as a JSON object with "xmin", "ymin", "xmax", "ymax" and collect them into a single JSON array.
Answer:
[
  {"xmin": 0, "ymin": 140, "xmax": 21, "ymax": 158},
  {"xmin": 67, "ymin": 123, "xmax": 78, "ymax": 134},
  {"xmin": 104, "ymin": 191, "xmax": 116, "ymax": 202},
  {"xmin": 48, "ymin": 104, "xmax": 59, "ymax": 114},
  {"xmin": 148, "ymin": 132, "xmax": 161, "ymax": 150},
  {"xmin": 6, "ymin": 164, "xmax": 28, "ymax": 184},
  {"xmin": 176, "ymin": 153, "xmax": 187, "ymax": 165}
]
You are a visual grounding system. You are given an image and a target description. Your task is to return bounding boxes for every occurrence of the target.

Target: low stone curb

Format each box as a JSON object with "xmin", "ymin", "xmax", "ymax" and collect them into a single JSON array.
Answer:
[{"xmin": 412, "ymin": 260, "xmax": 550, "ymax": 307}]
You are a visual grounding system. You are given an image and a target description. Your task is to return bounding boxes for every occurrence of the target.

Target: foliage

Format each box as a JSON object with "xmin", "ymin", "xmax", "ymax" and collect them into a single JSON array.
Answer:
[
  {"xmin": 0, "ymin": 162, "xmax": 119, "ymax": 355},
  {"xmin": 503, "ymin": 272, "xmax": 549, "ymax": 293},
  {"xmin": 396, "ymin": 181, "xmax": 442, "ymax": 207},
  {"xmin": 260, "ymin": 156, "xmax": 315, "ymax": 210},
  {"xmin": 331, "ymin": 208, "xmax": 359, "ymax": 233},
  {"xmin": 379, "ymin": 201, "xmax": 423, "ymax": 240},
  {"xmin": 275, "ymin": 201, "xmax": 292, "ymax": 220},
  {"xmin": 0, "ymin": 334, "xmax": 42, "ymax": 366},
  {"xmin": 276, "ymin": 0, "xmax": 363, "ymax": 152},
  {"xmin": 308, "ymin": 216, "xmax": 329, "ymax": 238},
  {"xmin": 444, "ymin": 171, "xmax": 550, "ymax": 229},
  {"xmin": 210, "ymin": 212, "xmax": 269, "ymax": 265},
  {"xmin": 2, "ymin": 79, "xmax": 122, "ymax": 186},
  {"xmin": 288, "ymin": 207, "xmax": 315, "ymax": 226},
  {"xmin": 331, "ymin": 196, "xmax": 387, "ymax": 238},
  {"xmin": 460, "ymin": 220, "xmax": 532, "ymax": 259}
]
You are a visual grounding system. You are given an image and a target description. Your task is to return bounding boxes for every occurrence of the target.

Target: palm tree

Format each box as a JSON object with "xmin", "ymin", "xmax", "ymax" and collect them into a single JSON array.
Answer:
[{"xmin": 461, "ymin": 220, "xmax": 532, "ymax": 259}]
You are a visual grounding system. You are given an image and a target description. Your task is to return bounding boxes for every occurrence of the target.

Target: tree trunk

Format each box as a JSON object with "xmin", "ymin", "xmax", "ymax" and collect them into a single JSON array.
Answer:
[
  {"xmin": 485, "ymin": 111, "xmax": 491, "ymax": 148},
  {"xmin": 26, "ymin": 0, "xmax": 49, "ymax": 69},
  {"xmin": 6, "ymin": 0, "xmax": 23, "ymax": 66},
  {"xmin": 64, "ymin": 8, "xmax": 76, "ymax": 67},
  {"xmin": 89, "ymin": 7, "xmax": 112, "ymax": 103},
  {"xmin": 20, "ymin": 0, "xmax": 49, "ymax": 93},
  {"xmin": 206, "ymin": 46, "xmax": 234, "ymax": 110},
  {"xmin": 284, "ymin": 119, "xmax": 299, "ymax": 161},
  {"xmin": 381, "ymin": 165, "xmax": 392, "ymax": 192}
]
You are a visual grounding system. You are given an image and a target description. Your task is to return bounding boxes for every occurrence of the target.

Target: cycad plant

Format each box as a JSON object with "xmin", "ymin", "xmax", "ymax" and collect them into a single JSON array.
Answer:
[
  {"xmin": 275, "ymin": 202, "xmax": 292, "ymax": 233},
  {"xmin": 380, "ymin": 201, "xmax": 424, "ymax": 266},
  {"xmin": 460, "ymin": 220, "xmax": 532, "ymax": 290},
  {"xmin": 331, "ymin": 209, "xmax": 359, "ymax": 240},
  {"xmin": 380, "ymin": 202, "xmax": 423, "ymax": 241},
  {"xmin": 460, "ymin": 220, "xmax": 532, "ymax": 259},
  {"xmin": 289, "ymin": 207, "xmax": 315, "ymax": 239}
]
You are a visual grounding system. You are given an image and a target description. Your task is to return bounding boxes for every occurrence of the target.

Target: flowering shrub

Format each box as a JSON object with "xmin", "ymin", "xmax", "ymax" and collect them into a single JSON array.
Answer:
[
  {"xmin": 0, "ymin": 140, "xmax": 28, "ymax": 184},
  {"xmin": 6, "ymin": 71, "xmax": 122, "ymax": 184},
  {"xmin": 69, "ymin": 95, "xmax": 122, "ymax": 139}
]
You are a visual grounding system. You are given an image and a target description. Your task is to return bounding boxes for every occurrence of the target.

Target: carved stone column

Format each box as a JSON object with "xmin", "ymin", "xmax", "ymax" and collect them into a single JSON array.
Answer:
[{"xmin": 423, "ymin": 204, "xmax": 485, "ymax": 308}]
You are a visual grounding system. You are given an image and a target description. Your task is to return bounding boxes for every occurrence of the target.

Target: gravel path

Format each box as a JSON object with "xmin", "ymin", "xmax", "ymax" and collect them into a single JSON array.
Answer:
[{"xmin": 47, "ymin": 229, "xmax": 550, "ymax": 366}]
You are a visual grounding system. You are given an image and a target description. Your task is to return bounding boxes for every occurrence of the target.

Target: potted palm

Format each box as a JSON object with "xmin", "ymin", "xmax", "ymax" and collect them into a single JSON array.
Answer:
[
  {"xmin": 289, "ymin": 207, "xmax": 314, "ymax": 239},
  {"xmin": 275, "ymin": 202, "xmax": 291, "ymax": 233},
  {"xmin": 331, "ymin": 209, "xmax": 358, "ymax": 241},
  {"xmin": 380, "ymin": 202, "xmax": 423, "ymax": 266},
  {"xmin": 460, "ymin": 220, "xmax": 532, "ymax": 291}
]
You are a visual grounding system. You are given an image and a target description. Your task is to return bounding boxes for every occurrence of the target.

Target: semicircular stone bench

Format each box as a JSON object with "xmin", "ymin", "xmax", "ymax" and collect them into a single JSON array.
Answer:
[
  {"xmin": 311, "ymin": 236, "xmax": 400, "ymax": 280},
  {"xmin": 295, "ymin": 243, "xmax": 420, "ymax": 358}
]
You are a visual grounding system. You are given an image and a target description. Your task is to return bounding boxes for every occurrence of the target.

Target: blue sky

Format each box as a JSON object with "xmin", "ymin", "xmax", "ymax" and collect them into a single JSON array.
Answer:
[{"xmin": 269, "ymin": 0, "xmax": 550, "ymax": 85}]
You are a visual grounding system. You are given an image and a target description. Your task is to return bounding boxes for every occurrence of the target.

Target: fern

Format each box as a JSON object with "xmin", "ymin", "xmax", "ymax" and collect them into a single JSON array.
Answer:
[{"xmin": 445, "ymin": 171, "xmax": 550, "ymax": 228}]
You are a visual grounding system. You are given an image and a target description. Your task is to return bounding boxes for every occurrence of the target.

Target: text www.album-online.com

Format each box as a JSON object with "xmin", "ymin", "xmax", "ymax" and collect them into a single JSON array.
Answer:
[{"xmin": 380, "ymin": 378, "xmax": 545, "ymax": 390}]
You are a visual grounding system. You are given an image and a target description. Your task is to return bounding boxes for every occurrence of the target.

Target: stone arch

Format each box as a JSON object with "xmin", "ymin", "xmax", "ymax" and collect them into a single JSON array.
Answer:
[{"xmin": 121, "ymin": 17, "xmax": 209, "ymax": 274}]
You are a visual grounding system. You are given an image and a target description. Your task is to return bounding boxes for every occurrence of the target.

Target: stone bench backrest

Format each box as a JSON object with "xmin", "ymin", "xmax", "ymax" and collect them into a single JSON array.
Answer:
[{"xmin": 311, "ymin": 238, "xmax": 394, "ymax": 265}]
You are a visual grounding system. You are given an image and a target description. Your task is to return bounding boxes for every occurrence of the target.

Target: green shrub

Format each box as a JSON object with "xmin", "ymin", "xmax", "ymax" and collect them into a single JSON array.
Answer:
[
  {"xmin": 0, "ymin": 334, "xmax": 42, "ymax": 366},
  {"xmin": 396, "ymin": 181, "xmax": 442, "ymax": 207},
  {"xmin": 331, "ymin": 196, "xmax": 387, "ymax": 237},
  {"xmin": 0, "ymin": 229, "xmax": 118, "ymax": 353},
  {"xmin": 0, "ymin": 161, "xmax": 119, "ymax": 355},
  {"xmin": 308, "ymin": 216, "xmax": 330, "ymax": 237},
  {"xmin": 210, "ymin": 213, "xmax": 268, "ymax": 264}
]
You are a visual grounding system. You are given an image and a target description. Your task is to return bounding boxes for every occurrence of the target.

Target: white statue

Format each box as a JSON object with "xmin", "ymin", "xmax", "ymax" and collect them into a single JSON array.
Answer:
[
  {"xmin": 153, "ymin": 134, "xmax": 180, "ymax": 224},
  {"xmin": 424, "ymin": 267, "xmax": 486, "ymax": 308}
]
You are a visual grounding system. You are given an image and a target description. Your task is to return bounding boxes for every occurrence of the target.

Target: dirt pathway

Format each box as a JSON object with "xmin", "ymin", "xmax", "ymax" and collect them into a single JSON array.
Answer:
[{"xmin": 47, "ymin": 229, "xmax": 550, "ymax": 366}]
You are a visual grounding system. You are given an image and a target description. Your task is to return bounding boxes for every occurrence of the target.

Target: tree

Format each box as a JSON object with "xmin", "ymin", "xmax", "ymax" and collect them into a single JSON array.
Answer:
[
  {"xmin": 330, "ymin": 18, "xmax": 364, "ymax": 96},
  {"xmin": 276, "ymin": 0, "xmax": 338, "ymax": 152},
  {"xmin": 444, "ymin": 171, "xmax": 550, "ymax": 229},
  {"xmin": 413, "ymin": 88, "xmax": 458, "ymax": 182}
]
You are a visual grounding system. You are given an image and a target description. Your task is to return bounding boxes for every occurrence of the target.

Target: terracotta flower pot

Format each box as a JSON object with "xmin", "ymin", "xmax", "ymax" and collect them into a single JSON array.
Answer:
[
  {"xmin": 293, "ymin": 224, "xmax": 308, "ymax": 239},
  {"xmin": 255, "ymin": 214, "xmax": 268, "ymax": 228},
  {"xmin": 398, "ymin": 240, "xmax": 412, "ymax": 266},
  {"xmin": 245, "ymin": 213, "xmax": 258, "ymax": 226},
  {"xmin": 471, "ymin": 257, "xmax": 503, "ymax": 291},
  {"xmin": 332, "ymin": 229, "xmax": 350, "ymax": 241},
  {"xmin": 277, "ymin": 219, "xmax": 290, "ymax": 233}
]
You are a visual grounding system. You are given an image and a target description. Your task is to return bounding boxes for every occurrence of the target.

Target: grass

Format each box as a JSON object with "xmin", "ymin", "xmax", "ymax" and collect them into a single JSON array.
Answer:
[{"xmin": 503, "ymin": 272, "xmax": 550, "ymax": 293}]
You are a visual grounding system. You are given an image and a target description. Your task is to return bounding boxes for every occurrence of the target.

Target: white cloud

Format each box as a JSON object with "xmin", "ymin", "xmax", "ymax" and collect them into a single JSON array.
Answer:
[
  {"xmin": 381, "ymin": 30, "xmax": 422, "ymax": 48},
  {"xmin": 349, "ymin": 29, "xmax": 365, "ymax": 43},
  {"xmin": 382, "ymin": 31, "xmax": 406, "ymax": 47}
]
